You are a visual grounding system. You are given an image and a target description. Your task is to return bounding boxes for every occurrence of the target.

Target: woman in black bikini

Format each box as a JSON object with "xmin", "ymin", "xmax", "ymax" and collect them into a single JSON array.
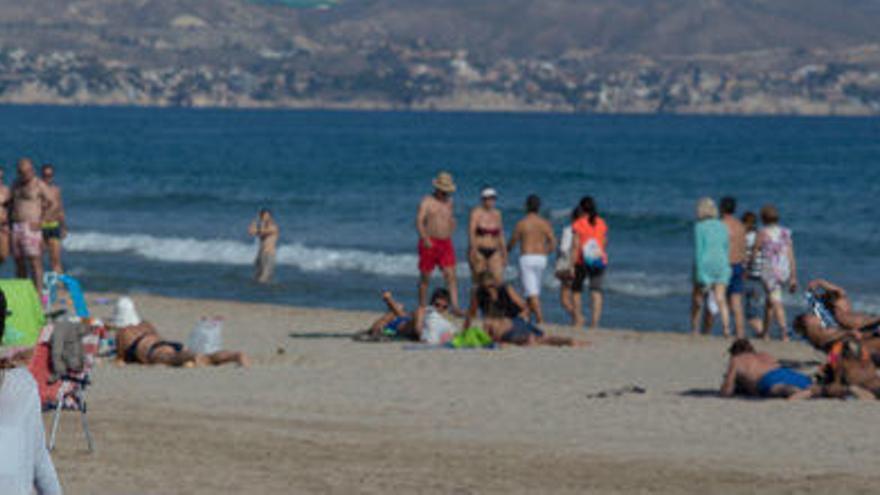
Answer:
[
  {"xmin": 464, "ymin": 271, "xmax": 588, "ymax": 347},
  {"xmin": 468, "ymin": 187, "xmax": 506, "ymax": 284}
]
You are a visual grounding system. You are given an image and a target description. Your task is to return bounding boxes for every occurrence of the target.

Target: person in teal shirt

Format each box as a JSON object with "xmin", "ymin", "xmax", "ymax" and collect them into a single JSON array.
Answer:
[{"xmin": 691, "ymin": 197, "xmax": 732, "ymax": 337}]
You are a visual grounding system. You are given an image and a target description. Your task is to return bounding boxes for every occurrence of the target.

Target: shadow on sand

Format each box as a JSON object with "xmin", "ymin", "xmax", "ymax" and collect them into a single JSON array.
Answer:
[{"xmin": 288, "ymin": 331, "xmax": 359, "ymax": 340}]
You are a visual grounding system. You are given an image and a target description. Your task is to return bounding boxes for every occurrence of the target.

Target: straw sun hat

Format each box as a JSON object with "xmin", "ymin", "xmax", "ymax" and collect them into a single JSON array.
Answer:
[{"xmin": 432, "ymin": 172, "xmax": 456, "ymax": 193}]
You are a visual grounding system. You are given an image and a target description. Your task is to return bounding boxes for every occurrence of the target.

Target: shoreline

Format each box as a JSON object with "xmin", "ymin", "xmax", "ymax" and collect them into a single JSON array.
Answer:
[
  {"xmin": 44, "ymin": 293, "xmax": 880, "ymax": 494},
  {"xmin": 2, "ymin": 99, "xmax": 879, "ymax": 118}
]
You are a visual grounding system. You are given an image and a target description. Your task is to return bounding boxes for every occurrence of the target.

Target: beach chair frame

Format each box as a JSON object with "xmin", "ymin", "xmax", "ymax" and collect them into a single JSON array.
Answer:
[{"xmin": 48, "ymin": 373, "xmax": 95, "ymax": 452}]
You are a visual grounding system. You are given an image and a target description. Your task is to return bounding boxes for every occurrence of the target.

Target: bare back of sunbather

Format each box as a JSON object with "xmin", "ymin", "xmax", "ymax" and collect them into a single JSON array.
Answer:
[{"xmin": 116, "ymin": 322, "xmax": 249, "ymax": 367}]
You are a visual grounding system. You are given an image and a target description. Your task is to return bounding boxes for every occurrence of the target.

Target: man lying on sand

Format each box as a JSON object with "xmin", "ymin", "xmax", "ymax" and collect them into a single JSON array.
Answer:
[
  {"xmin": 465, "ymin": 271, "xmax": 588, "ymax": 347},
  {"xmin": 793, "ymin": 313, "xmax": 880, "ymax": 365},
  {"xmin": 816, "ymin": 338, "xmax": 880, "ymax": 399},
  {"xmin": 112, "ymin": 297, "xmax": 249, "ymax": 368},
  {"xmin": 362, "ymin": 289, "xmax": 456, "ymax": 344},
  {"xmin": 807, "ymin": 279, "xmax": 880, "ymax": 331},
  {"xmin": 720, "ymin": 338, "xmax": 872, "ymax": 400}
]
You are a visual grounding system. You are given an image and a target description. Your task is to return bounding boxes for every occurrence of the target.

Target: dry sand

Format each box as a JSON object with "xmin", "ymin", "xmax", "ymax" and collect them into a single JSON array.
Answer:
[{"xmin": 46, "ymin": 294, "xmax": 880, "ymax": 494}]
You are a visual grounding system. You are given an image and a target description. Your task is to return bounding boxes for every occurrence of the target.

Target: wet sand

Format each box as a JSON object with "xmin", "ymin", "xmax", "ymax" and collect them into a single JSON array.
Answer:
[{"xmin": 48, "ymin": 294, "xmax": 880, "ymax": 494}]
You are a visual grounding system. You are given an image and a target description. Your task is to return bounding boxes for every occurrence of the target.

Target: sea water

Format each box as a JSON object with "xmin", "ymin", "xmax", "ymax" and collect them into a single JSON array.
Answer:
[{"xmin": 0, "ymin": 106, "xmax": 877, "ymax": 332}]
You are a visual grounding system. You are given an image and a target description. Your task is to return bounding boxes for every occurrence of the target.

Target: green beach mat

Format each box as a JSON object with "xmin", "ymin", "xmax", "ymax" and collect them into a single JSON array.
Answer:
[{"xmin": 0, "ymin": 279, "xmax": 46, "ymax": 346}]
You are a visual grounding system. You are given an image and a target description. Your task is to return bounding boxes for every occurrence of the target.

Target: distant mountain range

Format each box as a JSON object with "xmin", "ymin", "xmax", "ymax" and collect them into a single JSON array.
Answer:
[{"xmin": 2, "ymin": 0, "xmax": 880, "ymax": 114}]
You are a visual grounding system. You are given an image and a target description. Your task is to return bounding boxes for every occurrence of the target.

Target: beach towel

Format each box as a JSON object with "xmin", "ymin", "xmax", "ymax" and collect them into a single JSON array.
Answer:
[
  {"xmin": 0, "ymin": 279, "xmax": 46, "ymax": 346},
  {"xmin": 806, "ymin": 291, "xmax": 838, "ymax": 328},
  {"xmin": 450, "ymin": 327, "xmax": 494, "ymax": 349}
]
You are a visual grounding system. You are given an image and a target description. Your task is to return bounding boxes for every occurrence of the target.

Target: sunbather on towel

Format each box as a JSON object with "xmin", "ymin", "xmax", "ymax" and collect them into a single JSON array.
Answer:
[
  {"xmin": 720, "ymin": 338, "xmax": 872, "ymax": 400},
  {"xmin": 466, "ymin": 271, "xmax": 588, "ymax": 347},
  {"xmin": 364, "ymin": 289, "xmax": 456, "ymax": 344},
  {"xmin": 112, "ymin": 297, "xmax": 249, "ymax": 368},
  {"xmin": 807, "ymin": 279, "xmax": 880, "ymax": 332}
]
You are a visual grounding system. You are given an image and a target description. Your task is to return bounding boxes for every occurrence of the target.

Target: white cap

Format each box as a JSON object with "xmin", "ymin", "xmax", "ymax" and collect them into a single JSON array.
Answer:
[
  {"xmin": 112, "ymin": 297, "xmax": 141, "ymax": 327},
  {"xmin": 481, "ymin": 187, "xmax": 497, "ymax": 199}
]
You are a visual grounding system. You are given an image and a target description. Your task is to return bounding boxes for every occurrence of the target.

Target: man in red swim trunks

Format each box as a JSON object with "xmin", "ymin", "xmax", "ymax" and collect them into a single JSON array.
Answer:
[{"xmin": 416, "ymin": 172, "xmax": 460, "ymax": 312}]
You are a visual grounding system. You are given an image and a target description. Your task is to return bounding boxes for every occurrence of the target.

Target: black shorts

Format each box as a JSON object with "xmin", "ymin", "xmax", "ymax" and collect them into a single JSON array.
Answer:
[
  {"xmin": 42, "ymin": 226, "xmax": 61, "ymax": 241},
  {"xmin": 572, "ymin": 264, "xmax": 605, "ymax": 293}
]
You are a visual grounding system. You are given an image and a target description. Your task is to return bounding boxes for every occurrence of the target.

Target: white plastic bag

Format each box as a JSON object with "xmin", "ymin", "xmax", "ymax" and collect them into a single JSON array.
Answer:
[{"xmin": 187, "ymin": 317, "xmax": 224, "ymax": 354}]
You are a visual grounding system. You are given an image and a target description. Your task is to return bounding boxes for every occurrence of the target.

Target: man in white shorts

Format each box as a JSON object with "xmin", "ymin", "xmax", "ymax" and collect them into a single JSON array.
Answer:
[{"xmin": 508, "ymin": 195, "xmax": 556, "ymax": 323}]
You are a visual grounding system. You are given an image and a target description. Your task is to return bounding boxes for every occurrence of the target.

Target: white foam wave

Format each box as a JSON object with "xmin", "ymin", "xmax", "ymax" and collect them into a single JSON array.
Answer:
[
  {"xmin": 65, "ymin": 231, "xmax": 693, "ymax": 298},
  {"xmin": 64, "ymin": 231, "xmax": 420, "ymax": 277}
]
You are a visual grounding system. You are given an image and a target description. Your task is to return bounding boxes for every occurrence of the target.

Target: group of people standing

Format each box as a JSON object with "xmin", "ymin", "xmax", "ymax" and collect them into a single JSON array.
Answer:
[
  {"xmin": 415, "ymin": 171, "xmax": 609, "ymax": 329},
  {"xmin": 0, "ymin": 158, "xmax": 66, "ymax": 296},
  {"xmin": 692, "ymin": 197, "xmax": 797, "ymax": 340}
]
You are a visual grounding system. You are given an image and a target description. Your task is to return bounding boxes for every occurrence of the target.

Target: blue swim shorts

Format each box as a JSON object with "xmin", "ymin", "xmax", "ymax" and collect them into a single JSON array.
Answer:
[
  {"xmin": 757, "ymin": 368, "xmax": 812, "ymax": 397},
  {"xmin": 727, "ymin": 263, "xmax": 745, "ymax": 295}
]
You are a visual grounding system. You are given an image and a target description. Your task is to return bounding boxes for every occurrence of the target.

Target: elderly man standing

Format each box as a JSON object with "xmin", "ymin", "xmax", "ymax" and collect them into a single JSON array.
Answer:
[
  {"xmin": 11, "ymin": 158, "xmax": 56, "ymax": 295},
  {"xmin": 416, "ymin": 172, "xmax": 460, "ymax": 312}
]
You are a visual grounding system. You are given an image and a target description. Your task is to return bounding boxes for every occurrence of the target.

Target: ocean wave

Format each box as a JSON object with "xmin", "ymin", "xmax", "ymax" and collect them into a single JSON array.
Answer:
[
  {"xmin": 65, "ymin": 231, "xmax": 692, "ymax": 298},
  {"xmin": 64, "ymin": 231, "xmax": 420, "ymax": 277}
]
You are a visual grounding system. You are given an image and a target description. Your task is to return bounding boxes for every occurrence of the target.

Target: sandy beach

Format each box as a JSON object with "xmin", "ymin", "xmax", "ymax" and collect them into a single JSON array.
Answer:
[{"xmin": 46, "ymin": 294, "xmax": 880, "ymax": 494}]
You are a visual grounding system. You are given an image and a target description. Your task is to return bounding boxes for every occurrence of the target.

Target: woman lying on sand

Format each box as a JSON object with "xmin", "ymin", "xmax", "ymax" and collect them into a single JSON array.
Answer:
[
  {"xmin": 465, "ymin": 271, "xmax": 588, "ymax": 347},
  {"xmin": 361, "ymin": 289, "xmax": 456, "ymax": 344},
  {"xmin": 112, "ymin": 297, "xmax": 250, "ymax": 368}
]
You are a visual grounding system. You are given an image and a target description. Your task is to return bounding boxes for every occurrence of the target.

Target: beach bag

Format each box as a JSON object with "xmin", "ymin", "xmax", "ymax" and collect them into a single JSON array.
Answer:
[
  {"xmin": 554, "ymin": 226, "xmax": 573, "ymax": 275},
  {"xmin": 421, "ymin": 307, "xmax": 456, "ymax": 345},
  {"xmin": 187, "ymin": 318, "xmax": 224, "ymax": 354},
  {"xmin": 581, "ymin": 239, "xmax": 606, "ymax": 270}
]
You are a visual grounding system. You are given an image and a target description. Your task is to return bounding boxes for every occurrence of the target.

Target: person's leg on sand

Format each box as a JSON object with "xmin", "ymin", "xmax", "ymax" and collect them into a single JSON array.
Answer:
[
  {"xmin": 527, "ymin": 296, "xmax": 543, "ymax": 323},
  {"xmin": 713, "ymin": 284, "xmax": 730, "ymax": 338},
  {"xmin": 589, "ymin": 290, "xmax": 602, "ymax": 329},
  {"xmin": 28, "ymin": 255, "xmax": 44, "ymax": 294},
  {"xmin": 559, "ymin": 281, "xmax": 573, "ymax": 316},
  {"xmin": 571, "ymin": 291, "xmax": 584, "ymax": 328},
  {"xmin": 417, "ymin": 272, "xmax": 431, "ymax": 307},
  {"xmin": 150, "ymin": 346, "xmax": 198, "ymax": 367},
  {"xmin": 690, "ymin": 285, "xmax": 705, "ymax": 335},
  {"xmin": 198, "ymin": 351, "xmax": 251, "ymax": 367},
  {"xmin": 0, "ymin": 227, "xmax": 9, "ymax": 266},
  {"xmin": 441, "ymin": 265, "xmax": 460, "ymax": 314},
  {"xmin": 772, "ymin": 298, "xmax": 789, "ymax": 342},
  {"xmin": 729, "ymin": 292, "xmax": 745, "ymax": 339}
]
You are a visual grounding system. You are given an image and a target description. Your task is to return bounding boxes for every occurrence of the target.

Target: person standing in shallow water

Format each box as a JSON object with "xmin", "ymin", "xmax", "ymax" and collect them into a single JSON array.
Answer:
[
  {"xmin": 569, "ymin": 196, "xmax": 608, "ymax": 329},
  {"xmin": 11, "ymin": 158, "xmax": 57, "ymax": 295},
  {"xmin": 41, "ymin": 164, "xmax": 67, "ymax": 275},
  {"xmin": 249, "ymin": 208, "xmax": 279, "ymax": 284},
  {"xmin": 416, "ymin": 172, "xmax": 460, "ymax": 312},
  {"xmin": 691, "ymin": 197, "xmax": 731, "ymax": 337},
  {"xmin": 719, "ymin": 196, "xmax": 746, "ymax": 338},
  {"xmin": 508, "ymin": 194, "xmax": 556, "ymax": 323}
]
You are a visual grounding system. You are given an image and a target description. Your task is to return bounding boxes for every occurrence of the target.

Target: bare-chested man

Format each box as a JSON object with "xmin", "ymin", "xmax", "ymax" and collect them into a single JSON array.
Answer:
[
  {"xmin": 0, "ymin": 168, "xmax": 11, "ymax": 265},
  {"xmin": 248, "ymin": 208, "xmax": 279, "ymax": 284},
  {"xmin": 11, "ymin": 158, "xmax": 56, "ymax": 294},
  {"xmin": 793, "ymin": 313, "xmax": 880, "ymax": 366},
  {"xmin": 40, "ymin": 164, "xmax": 66, "ymax": 274},
  {"xmin": 508, "ymin": 194, "xmax": 556, "ymax": 323},
  {"xmin": 416, "ymin": 172, "xmax": 460, "ymax": 311},
  {"xmin": 720, "ymin": 338, "xmax": 815, "ymax": 399}
]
